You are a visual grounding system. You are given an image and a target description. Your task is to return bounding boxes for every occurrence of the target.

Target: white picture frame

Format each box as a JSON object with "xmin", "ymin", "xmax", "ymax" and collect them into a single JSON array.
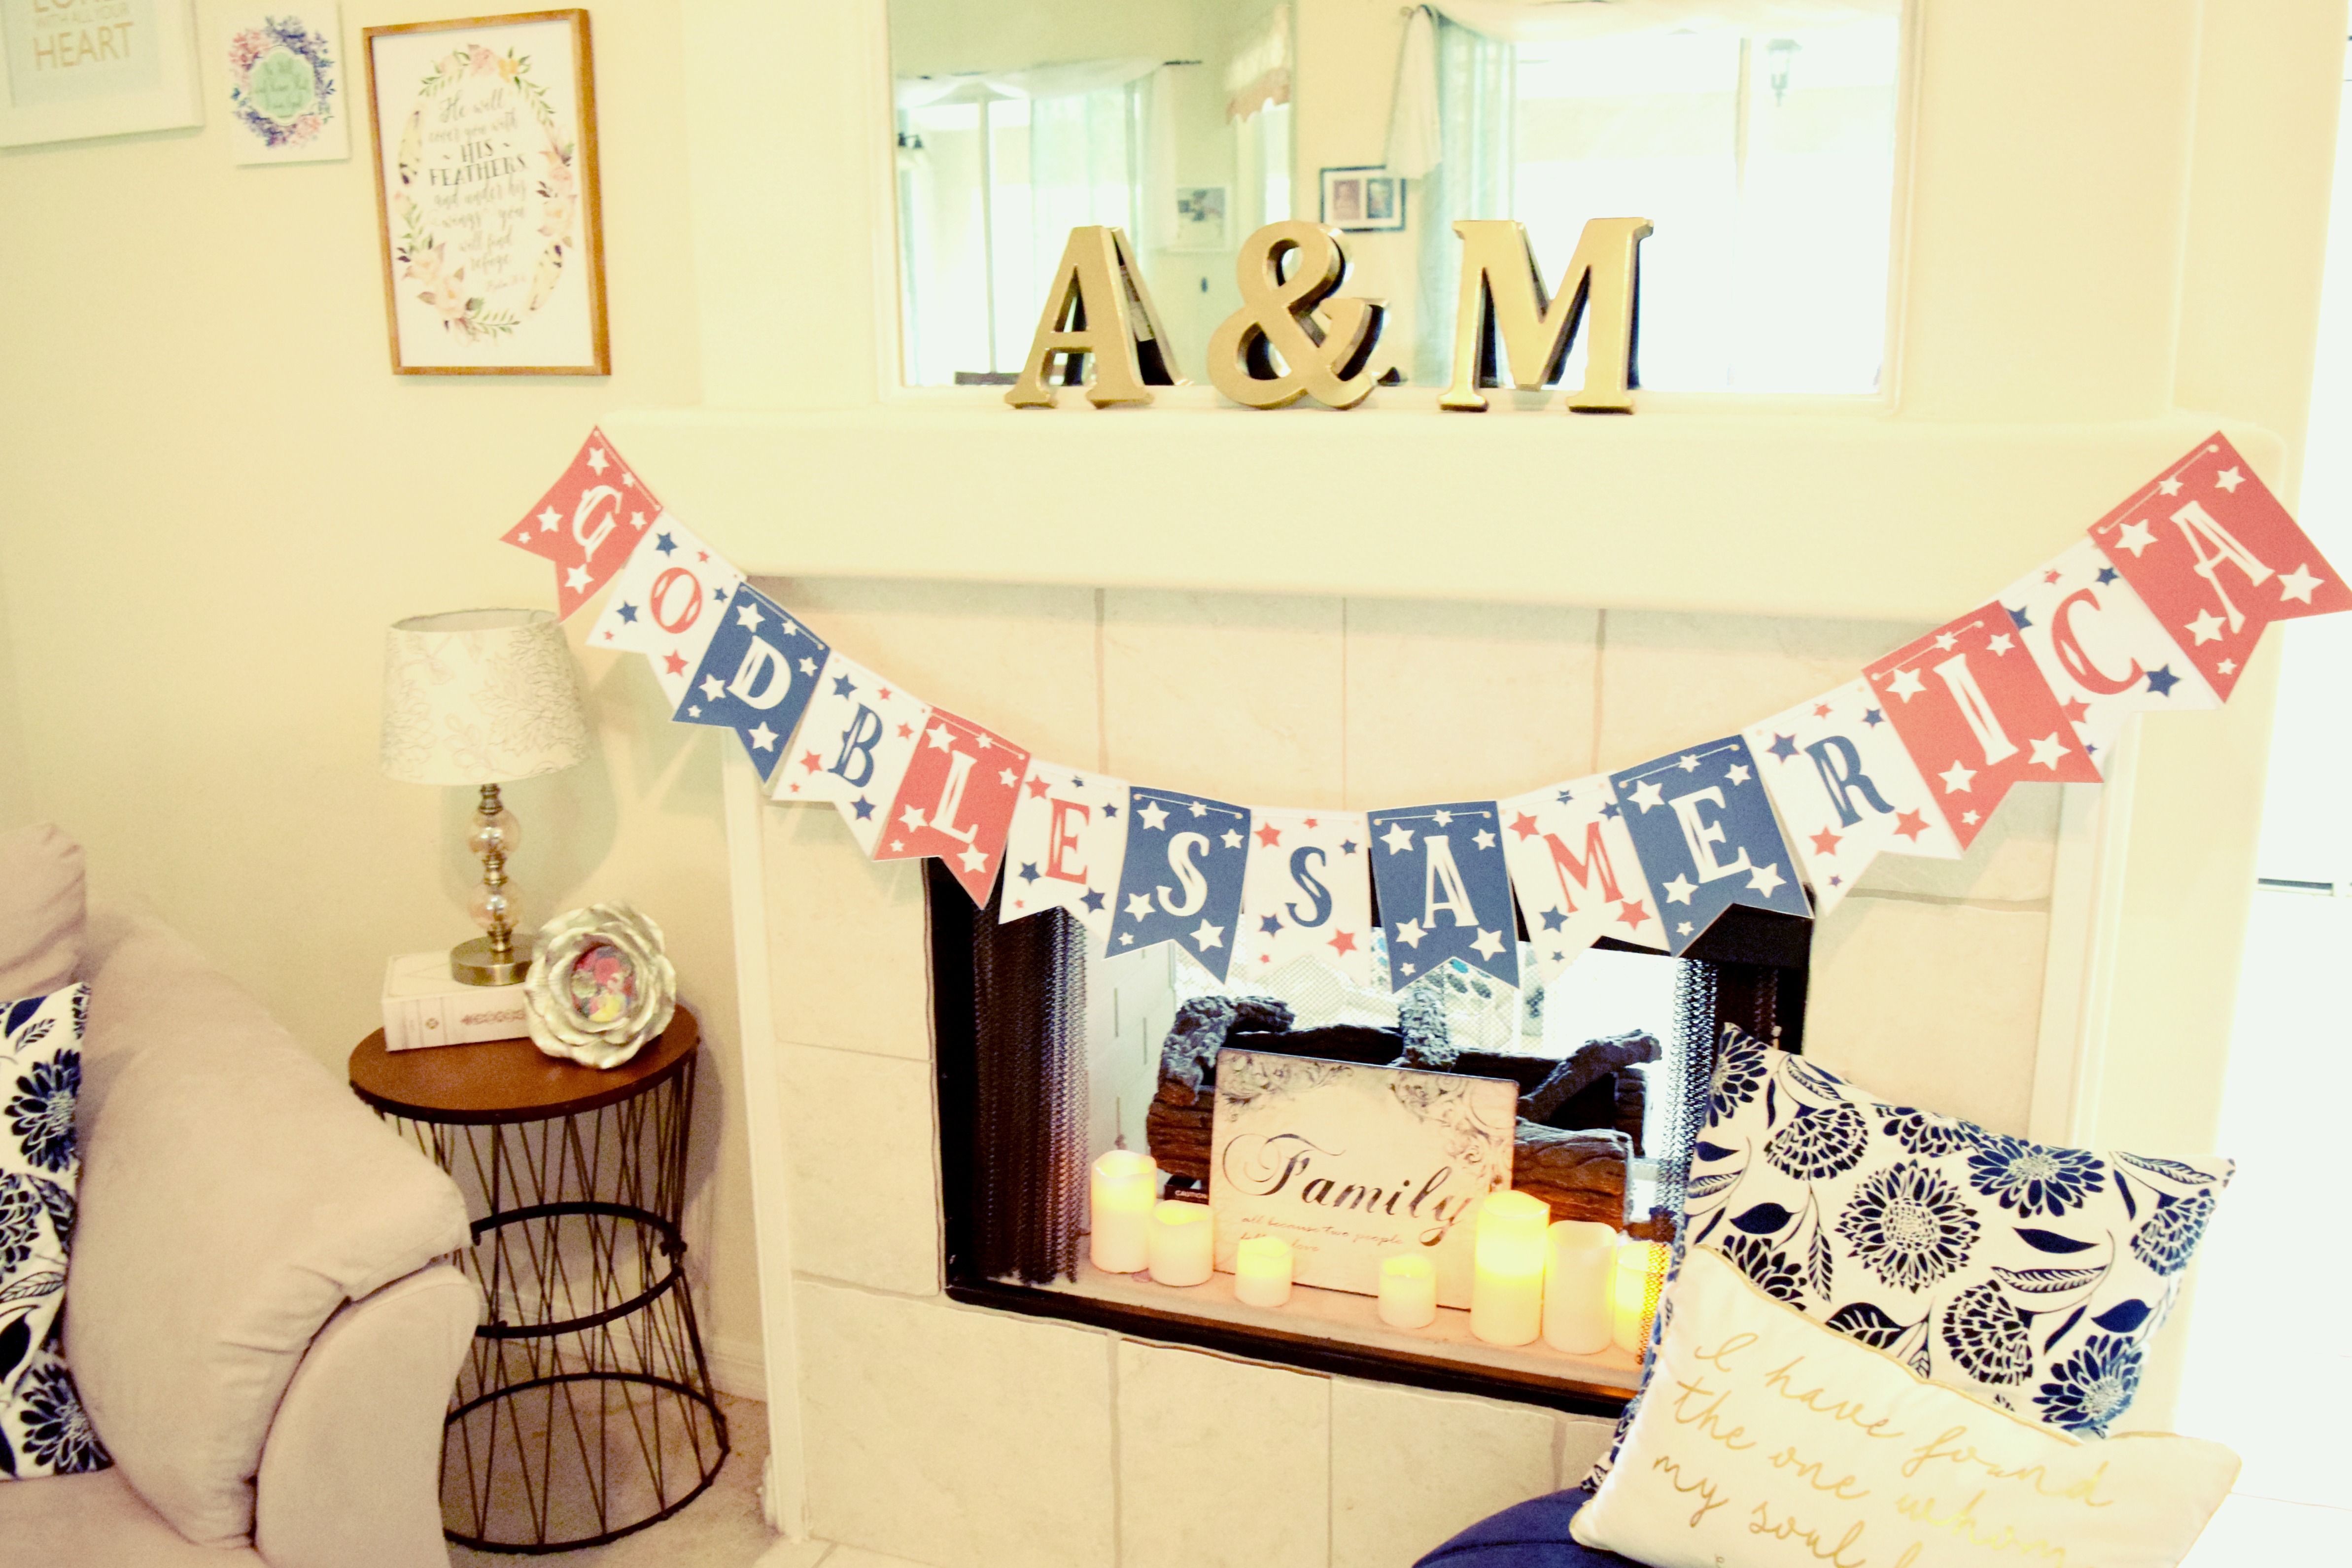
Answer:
[
  {"xmin": 1210, "ymin": 1047, "xmax": 1518, "ymax": 1308},
  {"xmin": 0, "ymin": 0, "xmax": 203, "ymax": 148}
]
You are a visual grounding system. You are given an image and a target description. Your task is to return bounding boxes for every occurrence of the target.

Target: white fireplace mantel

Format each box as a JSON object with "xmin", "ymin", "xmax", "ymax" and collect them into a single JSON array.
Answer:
[{"xmin": 657, "ymin": 0, "xmax": 2344, "ymax": 1546}]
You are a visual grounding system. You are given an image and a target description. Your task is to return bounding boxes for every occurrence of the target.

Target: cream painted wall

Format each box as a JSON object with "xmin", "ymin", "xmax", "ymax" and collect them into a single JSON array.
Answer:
[{"xmin": 0, "ymin": 1, "xmax": 766, "ymax": 1390}]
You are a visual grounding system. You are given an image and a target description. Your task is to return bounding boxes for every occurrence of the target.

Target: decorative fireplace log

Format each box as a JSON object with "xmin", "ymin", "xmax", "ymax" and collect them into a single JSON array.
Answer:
[{"xmin": 1143, "ymin": 1001, "xmax": 1660, "ymax": 1228}]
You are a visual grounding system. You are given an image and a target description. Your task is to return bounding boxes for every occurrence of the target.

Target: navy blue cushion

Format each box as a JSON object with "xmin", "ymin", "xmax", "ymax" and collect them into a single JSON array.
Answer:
[{"xmin": 1416, "ymin": 1489, "xmax": 1646, "ymax": 1567}]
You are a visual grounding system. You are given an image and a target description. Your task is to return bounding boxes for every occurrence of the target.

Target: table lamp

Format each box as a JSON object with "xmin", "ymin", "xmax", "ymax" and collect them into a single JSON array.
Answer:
[{"xmin": 381, "ymin": 609, "xmax": 592, "ymax": 985}]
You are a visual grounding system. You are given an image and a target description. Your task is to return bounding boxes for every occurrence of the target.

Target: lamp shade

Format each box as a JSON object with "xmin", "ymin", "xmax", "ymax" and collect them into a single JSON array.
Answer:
[{"xmin": 381, "ymin": 609, "xmax": 592, "ymax": 785}]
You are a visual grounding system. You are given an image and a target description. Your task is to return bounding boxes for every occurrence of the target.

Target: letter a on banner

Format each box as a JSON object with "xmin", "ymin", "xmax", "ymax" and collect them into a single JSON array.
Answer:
[
  {"xmin": 1000, "ymin": 765, "xmax": 1131, "ymax": 941},
  {"xmin": 673, "ymin": 584, "xmax": 830, "ymax": 783},
  {"xmin": 1108, "ymin": 788, "xmax": 1251, "ymax": 981},
  {"xmin": 2086, "ymin": 434, "xmax": 2352, "ymax": 699},
  {"xmin": 503, "ymin": 428, "xmax": 661, "ymax": 619},
  {"xmin": 1004, "ymin": 226, "xmax": 1182, "ymax": 409},
  {"xmin": 1864, "ymin": 604, "xmax": 2100, "ymax": 849},
  {"xmin": 587, "ymin": 520, "xmax": 744, "ymax": 705},
  {"xmin": 1234, "ymin": 808, "xmax": 1377, "ymax": 988},
  {"xmin": 874, "ymin": 711, "xmax": 1033, "ymax": 906},
  {"xmin": 1497, "ymin": 774, "xmax": 1667, "ymax": 989},
  {"xmin": 1996, "ymin": 537, "xmax": 2219, "ymax": 767},
  {"xmin": 771, "ymin": 655, "xmax": 931, "ymax": 857},
  {"xmin": 1611, "ymin": 738, "xmax": 1809, "ymax": 955},
  {"xmin": 1744, "ymin": 681, "xmax": 1962, "ymax": 916},
  {"xmin": 1364, "ymin": 802, "xmax": 1519, "ymax": 990}
]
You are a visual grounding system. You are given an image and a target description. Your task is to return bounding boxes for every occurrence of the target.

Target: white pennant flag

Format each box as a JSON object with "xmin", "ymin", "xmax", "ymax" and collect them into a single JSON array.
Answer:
[
  {"xmin": 1234, "ymin": 807, "xmax": 1376, "ymax": 988},
  {"xmin": 769, "ymin": 653, "xmax": 930, "ymax": 855},
  {"xmin": 1745, "ymin": 678, "xmax": 1962, "ymax": 915},
  {"xmin": 586, "ymin": 519, "xmax": 744, "ymax": 705},
  {"xmin": 998, "ymin": 763, "xmax": 1130, "ymax": 940},
  {"xmin": 1998, "ymin": 537, "xmax": 2221, "ymax": 771},
  {"xmin": 1498, "ymin": 773, "xmax": 1667, "ymax": 989}
]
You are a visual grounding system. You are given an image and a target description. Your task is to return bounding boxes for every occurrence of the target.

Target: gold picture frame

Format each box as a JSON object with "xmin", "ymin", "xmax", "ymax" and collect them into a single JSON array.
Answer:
[{"xmin": 363, "ymin": 9, "xmax": 608, "ymax": 375}]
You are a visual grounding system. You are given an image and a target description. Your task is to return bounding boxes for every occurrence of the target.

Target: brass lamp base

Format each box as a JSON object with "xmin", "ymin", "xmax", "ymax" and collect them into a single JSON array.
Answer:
[{"xmin": 451, "ymin": 936, "xmax": 530, "ymax": 987}]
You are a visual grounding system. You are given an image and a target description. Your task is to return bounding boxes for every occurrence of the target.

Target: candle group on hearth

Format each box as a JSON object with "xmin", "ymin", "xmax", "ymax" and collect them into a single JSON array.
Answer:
[{"xmin": 1463, "ymin": 1194, "xmax": 1631, "ymax": 1353}]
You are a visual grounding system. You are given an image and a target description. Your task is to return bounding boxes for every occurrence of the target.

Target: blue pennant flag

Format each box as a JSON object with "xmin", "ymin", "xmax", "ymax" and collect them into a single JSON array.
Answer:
[
  {"xmin": 1364, "ymin": 801, "xmax": 1520, "ymax": 991},
  {"xmin": 1108, "ymin": 787, "xmax": 1251, "ymax": 981},
  {"xmin": 1610, "ymin": 735, "xmax": 1810, "ymax": 955},
  {"xmin": 673, "ymin": 583, "xmax": 831, "ymax": 783}
]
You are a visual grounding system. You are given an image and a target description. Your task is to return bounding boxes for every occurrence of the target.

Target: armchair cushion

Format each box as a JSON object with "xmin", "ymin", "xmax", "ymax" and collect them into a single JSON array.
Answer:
[
  {"xmin": 0, "ymin": 826, "xmax": 83, "ymax": 1002},
  {"xmin": 67, "ymin": 914, "xmax": 470, "ymax": 1548}
]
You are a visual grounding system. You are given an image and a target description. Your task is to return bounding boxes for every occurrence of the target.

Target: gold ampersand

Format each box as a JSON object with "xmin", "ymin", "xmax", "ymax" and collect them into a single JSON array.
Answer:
[{"xmin": 1206, "ymin": 221, "xmax": 1387, "ymax": 410}]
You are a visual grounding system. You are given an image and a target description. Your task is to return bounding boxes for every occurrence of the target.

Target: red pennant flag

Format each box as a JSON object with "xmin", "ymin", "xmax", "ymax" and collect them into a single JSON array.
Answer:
[
  {"xmin": 872, "ymin": 708, "xmax": 1033, "ymax": 906},
  {"xmin": 2086, "ymin": 434, "xmax": 2352, "ymax": 698},
  {"xmin": 503, "ymin": 428, "xmax": 662, "ymax": 619},
  {"xmin": 1864, "ymin": 603, "xmax": 2100, "ymax": 850}
]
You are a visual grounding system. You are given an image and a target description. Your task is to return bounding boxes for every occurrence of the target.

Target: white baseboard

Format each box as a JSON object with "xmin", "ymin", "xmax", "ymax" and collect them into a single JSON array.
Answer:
[{"xmin": 706, "ymin": 1331, "xmax": 768, "ymax": 1401}]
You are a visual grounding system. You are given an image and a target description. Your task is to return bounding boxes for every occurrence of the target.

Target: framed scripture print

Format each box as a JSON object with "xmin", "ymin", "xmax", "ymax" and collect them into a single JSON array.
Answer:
[
  {"xmin": 222, "ymin": 8, "xmax": 349, "ymax": 165},
  {"xmin": 364, "ymin": 10, "xmax": 608, "ymax": 375},
  {"xmin": 0, "ymin": 0, "xmax": 204, "ymax": 148}
]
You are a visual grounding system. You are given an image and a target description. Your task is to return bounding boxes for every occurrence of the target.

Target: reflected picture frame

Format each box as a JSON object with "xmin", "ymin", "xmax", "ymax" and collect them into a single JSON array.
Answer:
[{"xmin": 1320, "ymin": 164, "xmax": 1406, "ymax": 233}]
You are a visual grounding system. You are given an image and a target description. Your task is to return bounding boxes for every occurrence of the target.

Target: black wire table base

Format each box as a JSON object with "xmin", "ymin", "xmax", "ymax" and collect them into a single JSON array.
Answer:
[{"xmin": 381, "ymin": 1048, "xmax": 730, "ymax": 1553}]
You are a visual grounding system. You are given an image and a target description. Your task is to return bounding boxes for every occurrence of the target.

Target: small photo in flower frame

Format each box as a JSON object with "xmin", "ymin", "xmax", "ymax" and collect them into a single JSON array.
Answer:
[
  {"xmin": 1320, "ymin": 165, "xmax": 1406, "ymax": 233},
  {"xmin": 363, "ymin": 9, "xmax": 607, "ymax": 375}
]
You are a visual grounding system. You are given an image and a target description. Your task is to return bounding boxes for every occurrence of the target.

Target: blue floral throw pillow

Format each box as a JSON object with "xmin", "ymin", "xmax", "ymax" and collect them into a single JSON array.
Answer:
[
  {"xmin": 0, "ymin": 985, "xmax": 108, "ymax": 1479},
  {"xmin": 1686, "ymin": 1027, "xmax": 2230, "ymax": 1436}
]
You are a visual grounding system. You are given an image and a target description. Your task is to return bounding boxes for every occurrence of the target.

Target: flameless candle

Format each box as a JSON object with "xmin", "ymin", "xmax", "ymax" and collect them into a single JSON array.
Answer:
[
  {"xmin": 1089, "ymin": 1150, "xmax": 1158, "ymax": 1274},
  {"xmin": 1542, "ymin": 1221, "xmax": 1619, "ymax": 1355},
  {"xmin": 1378, "ymin": 1254, "xmax": 1438, "ymax": 1329},
  {"xmin": 1471, "ymin": 1190, "xmax": 1551, "ymax": 1346},
  {"xmin": 1612, "ymin": 1240, "xmax": 1669, "ymax": 1355},
  {"xmin": 1233, "ymin": 1235, "xmax": 1294, "ymax": 1307},
  {"xmin": 1147, "ymin": 1200, "xmax": 1213, "ymax": 1287}
]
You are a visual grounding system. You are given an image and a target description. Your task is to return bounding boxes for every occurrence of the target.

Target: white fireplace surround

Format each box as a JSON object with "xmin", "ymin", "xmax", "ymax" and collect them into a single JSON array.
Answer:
[{"xmin": 615, "ymin": 5, "xmax": 2338, "ymax": 1562}]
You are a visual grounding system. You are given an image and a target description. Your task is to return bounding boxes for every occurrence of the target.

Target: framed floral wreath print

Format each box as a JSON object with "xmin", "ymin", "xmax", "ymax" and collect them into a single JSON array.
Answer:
[{"xmin": 363, "ymin": 10, "xmax": 608, "ymax": 374}]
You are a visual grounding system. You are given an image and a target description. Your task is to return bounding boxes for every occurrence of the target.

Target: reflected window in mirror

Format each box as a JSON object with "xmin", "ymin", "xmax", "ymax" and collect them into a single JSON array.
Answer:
[{"xmin": 891, "ymin": 1, "xmax": 1295, "ymax": 388}]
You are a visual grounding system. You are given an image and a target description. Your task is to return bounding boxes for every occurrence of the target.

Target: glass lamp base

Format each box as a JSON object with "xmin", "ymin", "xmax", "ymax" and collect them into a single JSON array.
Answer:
[{"xmin": 451, "ymin": 936, "xmax": 530, "ymax": 986}]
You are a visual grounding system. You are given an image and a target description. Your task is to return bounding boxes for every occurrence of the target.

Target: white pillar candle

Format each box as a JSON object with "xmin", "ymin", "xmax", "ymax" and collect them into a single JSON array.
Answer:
[
  {"xmin": 1471, "ymin": 1190, "xmax": 1551, "ymax": 1347},
  {"xmin": 1542, "ymin": 1221, "xmax": 1620, "ymax": 1355},
  {"xmin": 1089, "ymin": 1150, "xmax": 1158, "ymax": 1274},
  {"xmin": 1612, "ymin": 1240, "xmax": 1669, "ymax": 1355},
  {"xmin": 1378, "ymin": 1254, "xmax": 1438, "ymax": 1329},
  {"xmin": 1147, "ymin": 1200, "xmax": 1213, "ymax": 1287},
  {"xmin": 1233, "ymin": 1235, "xmax": 1294, "ymax": 1307}
]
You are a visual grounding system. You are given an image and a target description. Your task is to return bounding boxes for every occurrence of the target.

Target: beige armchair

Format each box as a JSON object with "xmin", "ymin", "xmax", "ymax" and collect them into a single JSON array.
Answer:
[{"xmin": 0, "ymin": 827, "xmax": 481, "ymax": 1567}]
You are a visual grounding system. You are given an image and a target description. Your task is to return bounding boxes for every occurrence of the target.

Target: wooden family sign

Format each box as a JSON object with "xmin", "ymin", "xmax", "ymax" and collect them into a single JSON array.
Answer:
[
  {"xmin": 1005, "ymin": 216, "xmax": 1652, "ymax": 415},
  {"xmin": 1209, "ymin": 1047, "xmax": 1518, "ymax": 1307}
]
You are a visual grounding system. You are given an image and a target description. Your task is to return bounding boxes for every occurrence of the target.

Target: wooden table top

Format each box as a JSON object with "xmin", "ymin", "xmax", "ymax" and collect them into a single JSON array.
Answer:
[{"xmin": 349, "ymin": 1006, "xmax": 698, "ymax": 1125}]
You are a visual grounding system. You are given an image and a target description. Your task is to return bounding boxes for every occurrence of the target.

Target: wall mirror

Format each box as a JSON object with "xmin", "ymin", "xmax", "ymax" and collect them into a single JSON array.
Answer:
[{"xmin": 887, "ymin": 0, "xmax": 1903, "ymax": 394}]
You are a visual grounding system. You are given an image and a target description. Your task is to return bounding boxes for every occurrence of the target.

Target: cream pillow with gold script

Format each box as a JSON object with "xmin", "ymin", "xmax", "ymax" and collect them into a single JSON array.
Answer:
[{"xmin": 1571, "ymin": 1247, "xmax": 2237, "ymax": 1568}]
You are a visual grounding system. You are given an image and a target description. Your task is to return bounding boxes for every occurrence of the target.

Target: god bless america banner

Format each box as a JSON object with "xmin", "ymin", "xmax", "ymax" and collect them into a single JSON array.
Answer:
[{"xmin": 506, "ymin": 430, "xmax": 2349, "ymax": 992}]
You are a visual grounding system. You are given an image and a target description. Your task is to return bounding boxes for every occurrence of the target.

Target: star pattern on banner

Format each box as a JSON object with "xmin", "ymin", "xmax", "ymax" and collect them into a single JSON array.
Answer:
[
  {"xmin": 1610, "ymin": 736, "xmax": 1809, "ymax": 956},
  {"xmin": 771, "ymin": 653, "xmax": 931, "ymax": 853},
  {"xmin": 998, "ymin": 765, "xmax": 1129, "ymax": 941},
  {"xmin": 1234, "ymin": 807, "xmax": 1376, "ymax": 988},
  {"xmin": 2086, "ymin": 433, "xmax": 2352, "ymax": 699},
  {"xmin": 1109, "ymin": 788, "xmax": 1251, "ymax": 981},
  {"xmin": 503, "ymin": 428, "xmax": 660, "ymax": 619},
  {"xmin": 1863, "ymin": 602, "xmax": 2101, "ymax": 850},
  {"xmin": 872, "ymin": 709, "xmax": 1032, "ymax": 906},
  {"xmin": 1744, "ymin": 679, "xmax": 1962, "ymax": 917},
  {"xmin": 586, "ymin": 518, "xmax": 744, "ymax": 706},
  {"xmin": 1996, "ymin": 537, "xmax": 2222, "ymax": 768},
  {"xmin": 1363, "ymin": 801, "xmax": 1519, "ymax": 991},
  {"xmin": 671, "ymin": 584, "xmax": 830, "ymax": 783},
  {"xmin": 1497, "ymin": 772, "xmax": 1665, "ymax": 989}
]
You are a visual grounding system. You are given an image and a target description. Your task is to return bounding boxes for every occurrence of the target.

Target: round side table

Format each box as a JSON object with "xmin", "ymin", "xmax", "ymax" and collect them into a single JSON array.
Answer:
[{"xmin": 350, "ymin": 1009, "xmax": 728, "ymax": 1553}]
